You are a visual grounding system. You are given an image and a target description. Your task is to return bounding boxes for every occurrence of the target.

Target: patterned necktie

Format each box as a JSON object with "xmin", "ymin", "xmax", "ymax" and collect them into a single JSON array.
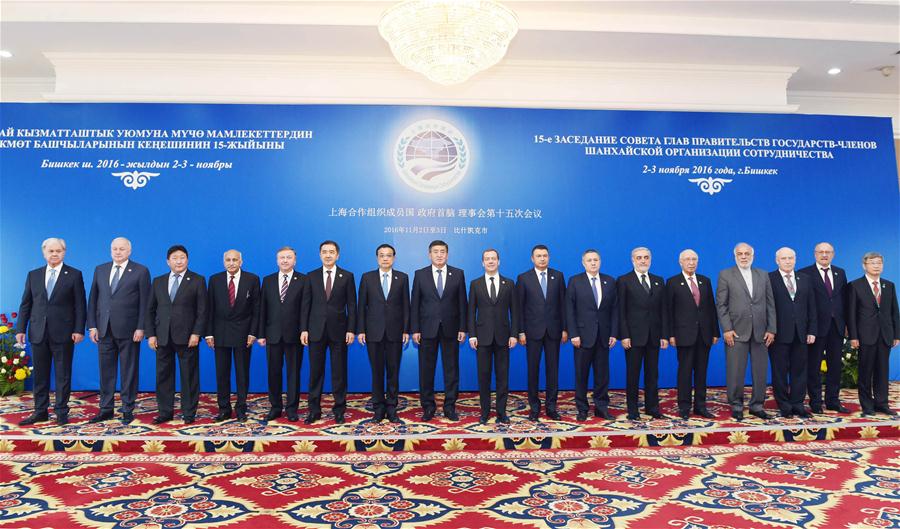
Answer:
[
  {"xmin": 280, "ymin": 274, "xmax": 289, "ymax": 302},
  {"xmin": 325, "ymin": 270, "xmax": 333, "ymax": 300},
  {"xmin": 688, "ymin": 276, "xmax": 700, "ymax": 306},
  {"xmin": 822, "ymin": 268, "xmax": 833, "ymax": 296},
  {"xmin": 382, "ymin": 273, "xmax": 389, "ymax": 298},
  {"xmin": 489, "ymin": 276, "xmax": 497, "ymax": 302},
  {"xmin": 169, "ymin": 274, "xmax": 180, "ymax": 302},
  {"xmin": 46, "ymin": 268, "xmax": 57, "ymax": 298},
  {"xmin": 228, "ymin": 275, "xmax": 236, "ymax": 307},
  {"xmin": 591, "ymin": 276, "xmax": 599, "ymax": 307},
  {"xmin": 540, "ymin": 271, "xmax": 547, "ymax": 299},
  {"xmin": 785, "ymin": 273, "xmax": 796, "ymax": 300},
  {"xmin": 874, "ymin": 281, "xmax": 881, "ymax": 306},
  {"xmin": 110, "ymin": 265, "xmax": 121, "ymax": 293},
  {"xmin": 640, "ymin": 273, "xmax": 650, "ymax": 294},
  {"xmin": 436, "ymin": 269, "xmax": 444, "ymax": 298}
]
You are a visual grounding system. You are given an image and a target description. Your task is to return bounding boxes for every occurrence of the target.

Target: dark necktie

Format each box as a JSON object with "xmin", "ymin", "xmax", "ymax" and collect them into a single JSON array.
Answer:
[
  {"xmin": 280, "ymin": 274, "xmax": 289, "ymax": 302},
  {"xmin": 640, "ymin": 273, "xmax": 650, "ymax": 294},
  {"xmin": 436, "ymin": 269, "xmax": 444, "ymax": 298},
  {"xmin": 325, "ymin": 270, "xmax": 333, "ymax": 300},
  {"xmin": 169, "ymin": 274, "xmax": 180, "ymax": 302},
  {"xmin": 110, "ymin": 265, "xmax": 121, "ymax": 293},
  {"xmin": 822, "ymin": 268, "xmax": 833, "ymax": 296},
  {"xmin": 591, "ymin": 276, "xmax": 599, "ymax": 307},
  {"xmin": 540, "ymin": 271, "xmax": 547, "ymax": 299},
  {"xmin": 489, "ymin": 276, "xmax": 497, "ymax": 302},
  {"xmin": 688, "ymin": 276, "xmax": 700, "ymax": 306},
  {"xmin": 228, "ymin": 275, "xmax": 236, "ymax": 307}
]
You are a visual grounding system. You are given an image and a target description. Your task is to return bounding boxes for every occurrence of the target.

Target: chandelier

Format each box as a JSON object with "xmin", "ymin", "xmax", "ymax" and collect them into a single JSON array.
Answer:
[{"xmin": 378, "ymin": 0, "xmax": 519, "ymax": 85}]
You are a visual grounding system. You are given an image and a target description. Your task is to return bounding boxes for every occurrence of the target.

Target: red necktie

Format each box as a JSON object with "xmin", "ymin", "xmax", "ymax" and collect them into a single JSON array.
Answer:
[
  {"xmin": 228, "ymin": 275, "xmax": 236, "ymax": 307},
  {"xmin": 874, "ymin": 281, "xmax": 881, "ymax": 306},
  {"xmin": 688, "ymin": 276, "xmax": 700, "ymax": 306}
]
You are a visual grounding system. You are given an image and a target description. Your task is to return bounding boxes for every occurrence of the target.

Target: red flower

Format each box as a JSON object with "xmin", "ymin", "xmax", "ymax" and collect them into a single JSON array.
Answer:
[{"xmin": 10, "ymin": 313, "xmax": 16, "ymax": 318}]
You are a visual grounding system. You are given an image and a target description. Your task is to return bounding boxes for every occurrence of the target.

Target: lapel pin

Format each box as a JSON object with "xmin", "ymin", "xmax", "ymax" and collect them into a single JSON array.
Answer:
[
  {"xmin": 339, "ymin": 274, "xmax": 343, "ymax": 278},
  {"xmin": 680, "ymin": 282, "xmax": 685, "ymax": 286},
  {"xmin": 186, "ymin": 277, "xmax": 191, "ymax": 281},
  {"xmin": 394, "ymin": 276, "xmax": 399, "ymax": 280},
  {"xmin": 551, "ymin": 276, "xmax": 555, "ymax": 280},
  {"xmin": 654, "ymin": 282, "xmax": 659, "ymax": 286},
  {"xmin": 449, "ymin": 272, "xmax": 452, "ymax": 276},
  {"xmin": 64, "ymin": 271, "xmax": 68, "ymax": 275}
]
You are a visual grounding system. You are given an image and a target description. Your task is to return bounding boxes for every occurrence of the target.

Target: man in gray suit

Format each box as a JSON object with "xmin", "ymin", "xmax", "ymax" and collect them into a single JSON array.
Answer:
[{"xmin": 716, "ymin": 242, "xmax": 776, "ymax": 421}]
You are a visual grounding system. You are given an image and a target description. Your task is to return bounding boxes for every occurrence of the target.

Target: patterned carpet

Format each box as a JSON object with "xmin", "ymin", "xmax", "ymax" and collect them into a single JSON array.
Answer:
[{"xmin": 1, "ymin": 439, "xmax": 899, "ymax": 528}]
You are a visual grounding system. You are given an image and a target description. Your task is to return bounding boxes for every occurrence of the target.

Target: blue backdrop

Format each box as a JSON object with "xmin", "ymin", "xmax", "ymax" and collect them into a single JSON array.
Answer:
[{"xmin": 1, "ymin": 103, "xmax": 898, "ymax": 394}]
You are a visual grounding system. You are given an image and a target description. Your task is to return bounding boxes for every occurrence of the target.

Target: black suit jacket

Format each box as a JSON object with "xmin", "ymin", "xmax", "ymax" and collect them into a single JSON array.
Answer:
[
  {"xmin": 769, "ymin": 270, "xmax": 817, "ymax": 343},
  {"xmin": 847, "ymin": 276, "xmax": 900, "ymax": 346},
  {"xmin": 565, "ymin": 273, "xmax": 618, "ymax": 349},
  {"xmin": 357, "ymin": 269, "xmax": 410, "ymax": 342},
  {"xmin": 799, "ymin": 264, "xmax": 847, "ymax": 337},
  {"xmin": 207, "ymin": 270, "xmax": 260, "ymax": 347},
  {"xmin": 410, "ymin": 265, "xmax": 467, "ymax": 339},
  {"xmin": 146, "ymin": 270, "xmax": 207, "ymax": 347},
  {"xmin": 304, "ymin": 267, "xmax": 356, "ymax": 342},
  {"xmin": 17, "ymin": 264, "xmax": 86, "ymax": 343},
  {"xmin": 665, "ymin": 273, "xmax": 719, "ymax": 346},
  {"xmin": 516, "ymin": 268, "xmax": 566, "ymax": 340},
  {"xmin": 259, "ymin": 270, "xmax": 309, "ymax": 345},
  {"xmin": 468, "ymin": 275, "xmax": 519, "ymax": 346},
  {"xmin": 617, "ymin": 271, "xmax": 669, "ymax": 346},
  {"xmin": 87, "ymin": 261, "xmax": 151, "ymax": 339}
]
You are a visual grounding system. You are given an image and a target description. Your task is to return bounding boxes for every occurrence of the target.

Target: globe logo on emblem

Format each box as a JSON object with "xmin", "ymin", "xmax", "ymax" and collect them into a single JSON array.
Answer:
[{"xmin": 394, "ymin": 120, "xmax": 469, "ymax": 193}]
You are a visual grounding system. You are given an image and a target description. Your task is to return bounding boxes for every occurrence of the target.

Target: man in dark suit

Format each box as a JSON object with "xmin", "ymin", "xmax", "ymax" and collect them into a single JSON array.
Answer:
[
  {"xmin": 769, "ymin": 247, "xmax": 817, "ymax": 418},
  {"xmin": 799, "ymin": 242, "xmax": 850, "ymax": 413},
  {"xmin": 16, "ymin": 237, "xmax": 86, "ymax": 426},
  {"xmin": 357, "ymin": 244, "xmax": 409, "ymax": 423},
  {"xmin": 716, "ymin": 242, "xmax": 776, "ymax": 421},
  {"xmin": 258, "ymin": 247, "xmax": 309, "ymax": 422},
  {"xmin": 87, "ymin": 237, "xmax": 151, "ymax": 425},
  {"xmin": 847, "ymin": 251, "xmax": 900, "ymax": 416},
  {"xmin": 410, "ymin": 240, "xmax": 467, "ymax": 422},
  {"xmin": 301, "ymin": 240, "xmax": 356, "ymax": 424},
  {"xmin": 146, "ymin": 245, "xmax": 207, "ymax": 425},
  {"xmin": 468, "ymin": 249, "xmax": 519, "ymax": 425},
  {"xmin": 617, "ymin": 247, "xmax": 669, "ymax": 421},
  {"xmin": 516, "ymin": 244, "xmax": 566, "ymax": 421},
  {"xmin": 666, "ymin": 249, "xmax": 719, "ymax": 420},
  {"xmin": 565, "ymin": 249, "xmax": 618, "ymax": 422},
  {"xmin": 205, "ymin": 250, "xmax": 259, "ymax": 423}
]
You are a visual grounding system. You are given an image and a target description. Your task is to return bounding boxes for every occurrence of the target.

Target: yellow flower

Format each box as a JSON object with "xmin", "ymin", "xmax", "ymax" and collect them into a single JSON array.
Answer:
[
  {"xmin": 14, "ymin": 368, "xmax": 26, "ymax": 381},
  {"xmin": 821, "ymin": 359, "xmax": 827, "ymax": 373},
  {"xmin": 0, "ymin": 326, "xmax": 8, "ymax": 333}
]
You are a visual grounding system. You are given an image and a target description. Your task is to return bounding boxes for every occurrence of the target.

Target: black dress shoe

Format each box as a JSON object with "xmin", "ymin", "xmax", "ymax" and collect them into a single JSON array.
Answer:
[
  {"xmin": 649, "ymin": 412, "xmax": 667, "ymax": 420},
  {"xmin": 478, "ymin": 416, "xmax": 489, "ymax": 425},
  {"xmin": 496, "ymin": 415, "xmax": 510, "ymax": 424},
  {"xmin": 576, "ymin": 412, "xmax": 588, "ymax": 422},
  {"xmin": 18, "ymin": 413, "xmax": 49, "ymax": 426},
  {"xmin": 304, "ymin": 413, "xmax": 321, "ymax": 425},
  {"xmin": 122, "ymin": 412, "xmax": 134, "ymax": 425},
  {"xmin": 56, "ymin": 416, "xmax": 69, "ymax": 426},
  {"xmin": 528, "ymin": 411, "xmax": 540, "ymax": 422},
  {"xmin": 236, "ymin": 414, "xmax": 247, "ymax": 423},
  {"xmin": 876, "ymin": 407, "xmax": 898, "ymax": 416},
  {"xmin": 810, "ymin": 405, "xmax": 824, "ymax": 414},
  {"xmin": 626, "ymin": 412, "xmax": 640, "ymax": 421},
  {"xmin": 750, "ymin": 410, "xmax": 771, "ymax": 420},
  {"xmin": 286, "ymin": 411, "xmax": 299, "ymax": 422},
  {"xmin": 779, "ymin": 411, "xmax": 794, "ymax": 419},
  {"xmin": 860, "ymin": 410, "xmax": 875, "ymax": 417},
  {"xmin": 421, "ymin": 409, "xmax": 435, "ymax": 422},
  {"xmin": 214, "ymin": 411, "xmax": 232, "ymax": 423},
  {"xmin": 595, "ymin": 409, "xmax": 613, "ymax": 420},
  {"xmin": 444, "ymin": 410, "xmax": 459, "ymax": 422},
  {"xmin": 265, "ymin": 409, "xmax": 282, "ymax": 421},
  {"xmin": 546, "ymin": 410, "xmax": 561, "ymax": 420},
  {"xmin": 334, "ymin": 414, "xmax": 345, "ymax": 424},
  {"xmin": 388, "ymin": 414, "xmax": 402, "ymax": 424},
  {"xmin": 795, "ymin": 410, "xmax": 812, "ymax": 419},
  {"xmin": 372, "ymin": 413, "xmax": 386, "ymax": 423},
  {"xmin": 182, "ymin": 417, "xmax": 195, "ymax": 425},
  {"xmin": 152, "ymin": 415, "xmax": 172, "ymax": 425},
  {"xmin": 88, "ymin": 412, "xmax": 113, "ymax": 424},
  {"xmin": 731, "ymin": 411, "xmax": 744, "ymax": 421},
  {"xmin": 827, "ymin": 404, "xmax": 851, "ymax": 414},
  {"xmin": 679, "ymin": 410, "xmax": 690, "ymax": 420},
  {"xmin": 696, "ymin": 409, "xmax": 716, "ymax": 419}
]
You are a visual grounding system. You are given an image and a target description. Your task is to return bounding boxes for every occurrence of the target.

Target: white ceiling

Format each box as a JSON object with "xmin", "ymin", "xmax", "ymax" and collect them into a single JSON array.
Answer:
[{"xmin": 0, "ymin": 0, "xmax": 898, "ymax": 96}]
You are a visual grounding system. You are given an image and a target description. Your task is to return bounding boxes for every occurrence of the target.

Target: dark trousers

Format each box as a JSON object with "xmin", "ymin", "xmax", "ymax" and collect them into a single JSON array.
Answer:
[
  {"xmin": 31, "ymin": 336, "xmax": 74, "ymax": 417},
  {"xmin": 625, "ymin": 344, "xmax": 660, "ymax": 415},
  {"xmin": 367, "ymin": 339, "xmax": 402, "ymax": 416},
  {"xmin": 858, "ymin": 340, "xmax": 891, "ymax": 413},
  {"xmin": 526, "ymin": 334, "xmax": 560, "ymax": 414},
  {"xmin": 808, "ymin": 322, "xmax": 843, "ymax": 408},
  {"xmin": 418, "ymin": 325, "xmax": 459, "ymax": 414},
  {"xmin": 574, "ymin": 342, "xmax": 609, "ymax": 414},
  {"xmin": 214, "ymin": 345, "xmax": 250, "ymax": 415},
  {"xmin": 676, "ymin": 338, "xmax": 711, "ymax": 413},
  {"xmin": 769, "ymin": 337, "xmax": 808, "ymax": 414},
  {"xmin": 156, "ymin": 338, "xmax": 200, "ymax": 420},
  {"xmin": 308, "ymin": 336, "xmax": 347, "ymax": 415},
  {"xmin": 477, "ymin": 342, "xmax": 510, "ymax": 417},
  {"xmin": 97, "ymin": 328, "xmax": 140, "ymax": 414},
  {"xmin": 267, "ymin": 342, "xmax": 301, "ymax": 414}
]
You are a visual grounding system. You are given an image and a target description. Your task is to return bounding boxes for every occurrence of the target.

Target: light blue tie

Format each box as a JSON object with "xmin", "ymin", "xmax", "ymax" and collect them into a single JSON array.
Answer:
[
  {"xmin": 46, "ymin": 268, "xmax": 57, "ymax": 298},
  {"xmin": 110, "ymin": 265, "xmax": 121, "ymax": 293},
  {"xmin": 591, "ymin": 276, "xmax": 599, "ymax": 307},
  {"xmin": 169, "ymin": 274, "xmax": 181, "ymax": 302},
  {"xmin": 436, "ymin": 269, "xmax": 444, "ymax": 298},
  {"xmin": 382, "ymin": 272, "xmax": 390, "ymax": 298},
  {"xmin": 540, "ymin": 271, "xmax": 547, "ymax": 299}
]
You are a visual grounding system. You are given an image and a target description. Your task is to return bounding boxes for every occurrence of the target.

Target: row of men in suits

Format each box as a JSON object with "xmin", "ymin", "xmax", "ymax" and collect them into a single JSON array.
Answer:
[{"xmin": 14, "ymin": 237, "xmax": 900, "ymax": 427}]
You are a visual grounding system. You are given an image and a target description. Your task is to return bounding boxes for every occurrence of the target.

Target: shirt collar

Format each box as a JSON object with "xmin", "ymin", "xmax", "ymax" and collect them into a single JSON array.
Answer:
[
  {"xmin": 379, "ymin": 268, "xmax": 393, "ymax": 277},
  {"xmin": 323, "ymin": 266, "xmax": 336, "ymax": 274},
  {"xmin": 682, "ymin": 271, "xmax": 697, "ymax": 282},
  {"xmin": 46, "ymin": 263, "xmax": 63, "ymax": 272},
  {"xmin": 112, "ymin": 260, "xmax": 129, "ymax": 270},
  {"xmin": 866, "ymin": 274, "xmax": 881, "ymax": 285},
  {"xmin": 228, "ymin": 269, "xmax": 241, "ymax": 280},
  {"xmin": 432, "ymin": 265, "xmax": 446, "ymax": 274}
]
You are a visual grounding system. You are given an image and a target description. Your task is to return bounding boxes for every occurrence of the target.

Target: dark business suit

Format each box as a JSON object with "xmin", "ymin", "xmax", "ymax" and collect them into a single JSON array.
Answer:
[
  {"xmin": 304, "ymin": 267, "xmax": 356, "ymax": 417},
  {"xmin": 516, "ymin": 268, "xmax": 566, "ymax": 415},
  {"xmin": 617, "ymin": 271, "xmax": 669, "ymax": 416},
  {"xmin": 768, "ymin": 270, "xmax": 817, "ymax": 415},
  {"xmin": 666, "ymin": 273, "xmax": 719, "ymax": 414},
  {"xmin": 357, "ymin": 269, "xmax": 409, "ymax": 418},
  {"xmin": 468, "ymin": 274, "xmax": 519, "ymax": 418},
  {"xmin": 847, "ymin": 276, "xmax": 900, "ymax": 414},
  {"xmin": 799, "ymin": 264, "xmax": 847, "ymax": 410},
  {"xmin": 16, "ymin": 264, "xmax": 86, "ymax": 419},
  {"xmin": 565, "ymin": 273, "xmax": 618, "ymax": 415},
  {"xmin": 146, "ymin": 270, "xmax": 207, "ymax": 421},
  {"xmin": 410, "ymin": 265, "xmax": 467, "ymax": 416},
  {"xmin": 259, "ymin": 270, "xmax": 309, "ymax": 416},
  {"xmin": 87, "ymin": 260, "xmax": 151, "ymax": 415},
  {"xmin": 207, "ymin": 270, "xmax": 260, "ymax": 417}
]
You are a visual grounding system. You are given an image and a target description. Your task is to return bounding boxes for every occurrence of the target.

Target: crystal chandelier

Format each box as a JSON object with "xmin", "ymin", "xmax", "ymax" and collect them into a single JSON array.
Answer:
[{"xmin": 379, "ymin": 0, "xmax": 519, "ymax": 85}]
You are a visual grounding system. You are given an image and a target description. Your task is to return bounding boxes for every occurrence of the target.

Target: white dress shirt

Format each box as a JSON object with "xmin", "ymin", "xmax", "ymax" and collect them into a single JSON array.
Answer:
[
  {"xmin": 587, "ymin": 273, "xmax": 602, "ymax": 306},
  {"xmin": 45, "ymin": 263, "xmax": 63, "ymax": 288},
  {"xmin": 484, "ymin": 273, "xmax": 500, "ymax": 295},
  {"xmin": 432, "ymin": 266, "xmax": 448, "ymax": 289},
  {"xmin": 109, "ymin": 260, "xmax": 129, "ymax": 285},
  {"xmin": 227, "ymin": 269, "xmax": 242, "ymax": 296},
  {"xmin": 323, "ymin": 266, "xmax": 337, "ymax": 289},
  {"xmin": 738, "ymin": 266, "xmax": 753, "ymax": 294},
  {"xmin": 378, "ymin": 268, "xmax": 393, "ymax": 293}
]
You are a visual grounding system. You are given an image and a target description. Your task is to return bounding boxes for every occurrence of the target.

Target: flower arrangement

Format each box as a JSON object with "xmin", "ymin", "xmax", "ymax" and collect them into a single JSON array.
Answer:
[{"xmin": 0, "ymin": 312, "xmax": 31, "ymax": 396}]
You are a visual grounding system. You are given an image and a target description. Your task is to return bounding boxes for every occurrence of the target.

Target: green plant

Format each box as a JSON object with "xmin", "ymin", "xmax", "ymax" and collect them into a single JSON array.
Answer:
[
  {"xmin": 0, "ymin": 312, "xmax": 31, "ymax": 396},
  {"xmin": 840, "ymin": 338, "xmax": 859, "ymax": 389}
]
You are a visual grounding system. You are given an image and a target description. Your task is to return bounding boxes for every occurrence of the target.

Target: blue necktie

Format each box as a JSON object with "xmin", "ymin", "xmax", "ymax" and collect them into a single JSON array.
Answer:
[
  {"xmin": 382, "ymin": 272, "xmax": 390, "ymax": 298},
  {"xmin": 540, "ymin": 271, "xmax": 547, "ymax": 299},
  {"xmin": 110, "ymin": 265, "xmax": 121, "ymax": 293},
  {"xmin": 169, "ymin": 274, "xmax": 181, "ymax": 302},
  {"xmin": 591, "ymin": 276, "xmax": 599, "ymax": 307},
  {"xmin": 46, "ymin": 268, "xmax": 57, "ymax": 298},
  {"xmin": 436, "ymin": 269, "xmax": 444, "ymax": 298}
]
